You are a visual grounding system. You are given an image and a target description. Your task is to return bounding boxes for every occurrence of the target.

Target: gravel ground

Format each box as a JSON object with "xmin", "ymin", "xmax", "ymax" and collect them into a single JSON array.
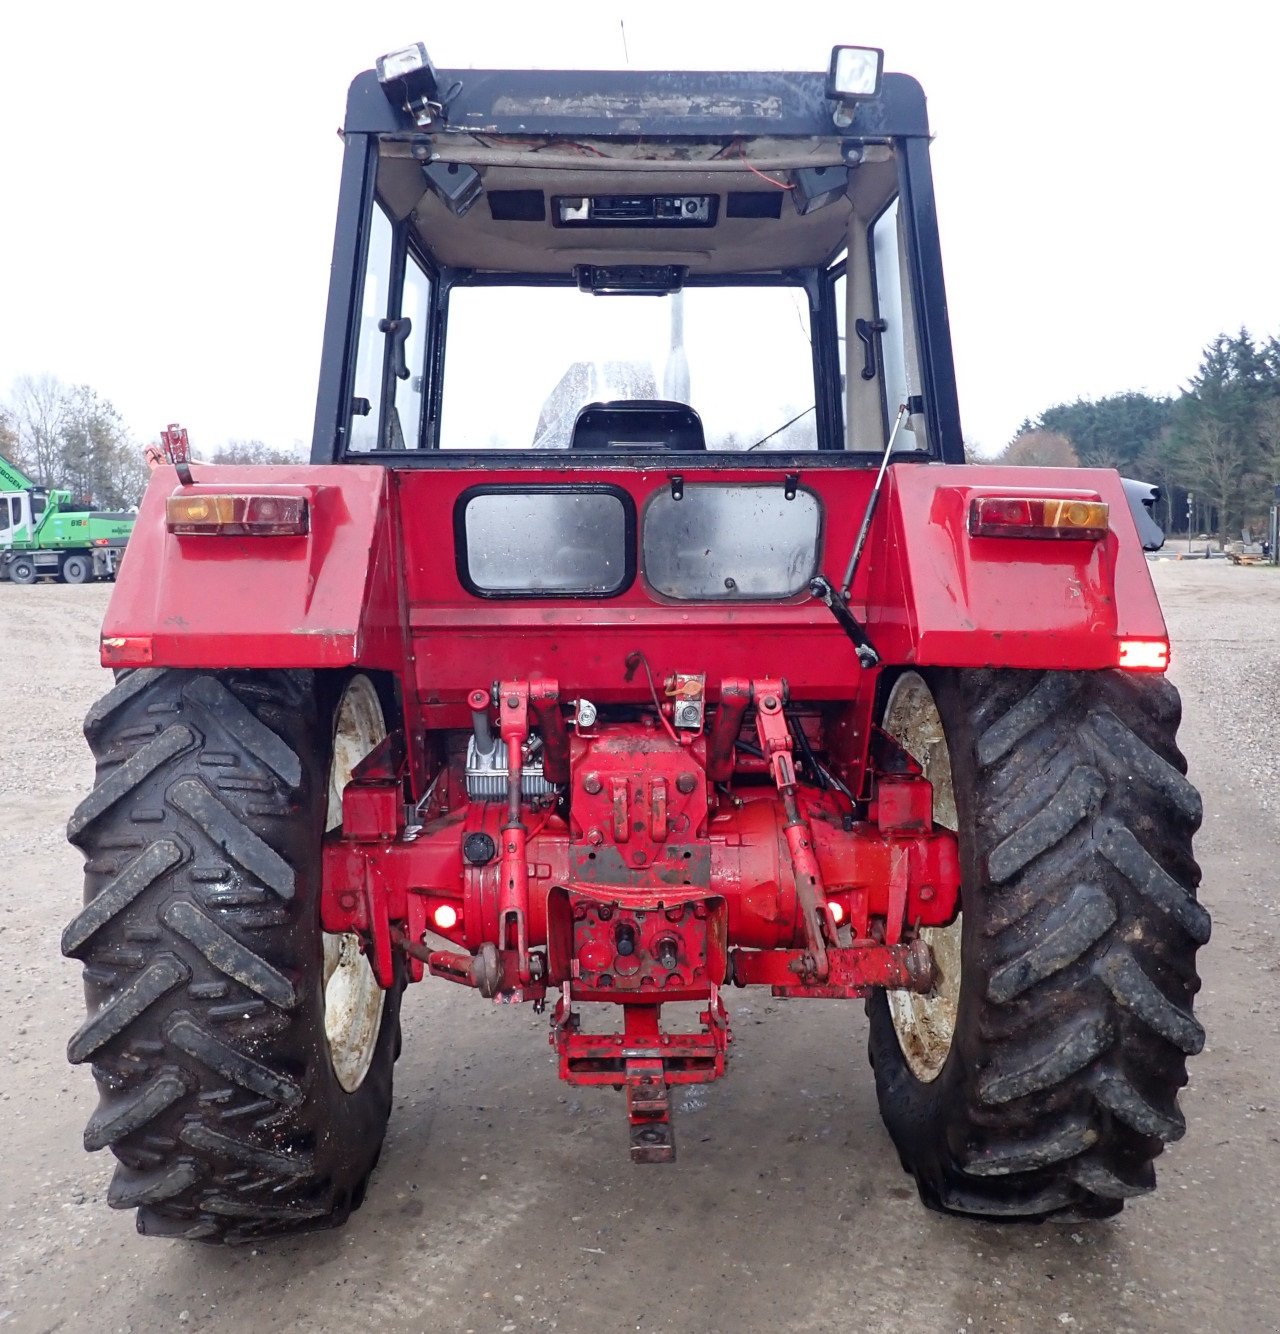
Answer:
[{"xmin": 1, "ymin": 563, "xmax": 1278, "ymax": 1334}]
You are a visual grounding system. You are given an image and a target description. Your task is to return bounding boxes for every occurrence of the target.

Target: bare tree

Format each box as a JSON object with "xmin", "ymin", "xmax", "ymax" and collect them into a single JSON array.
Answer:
[
  {"xmin": 0, "ymin": 406, "xmax": 17, "ymax": 462},
  {"xmin": 997, "ymin": 430, "xmax": 1080, "ymax": 468},
  {"xmin": 9, "ymin": 374, "xmax": 69, "ymax": 484},
  {"xmin": 1177, "ymin": 415, "xmax": 1253, "ymax": 549},
  {"xmin": 207, "ymin": 439, "xmax": 302, "ymax": 465}
]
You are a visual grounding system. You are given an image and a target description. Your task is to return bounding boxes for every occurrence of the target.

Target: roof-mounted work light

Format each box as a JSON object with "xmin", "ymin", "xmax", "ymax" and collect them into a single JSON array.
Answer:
[
  {"xmin": 826, "ymin": 45, "xmax": 884, "ymax": 126},
  {"xmin": 376, "ymin": 41, "xmax": 442, "ymax": 127},
  {"xmin": 827, "ymin": 46, "xmax": 884, "ymax": 100}
]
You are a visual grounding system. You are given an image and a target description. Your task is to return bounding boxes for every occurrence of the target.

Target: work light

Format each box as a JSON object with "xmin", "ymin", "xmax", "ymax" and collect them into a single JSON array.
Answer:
[
  {"xmin": 376, "ymin": 41, "xmax": 442, "ymax": 127},
  {"xmin": 827, "ymin": 46, "xmax": 884, "ymax": 101}
]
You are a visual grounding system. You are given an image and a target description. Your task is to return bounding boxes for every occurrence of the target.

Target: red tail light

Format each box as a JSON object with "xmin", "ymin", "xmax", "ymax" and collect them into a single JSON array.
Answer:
[
  {"xmin": 969, "ymin": 495, "xmax": 1109, "ymax": 540},
  {"xmin": 166, "ymin": 493, "xmax": 308, "ymax": 536},
  {"xmin": 1117, "ymin": 639, "xmax": 1169, "ymax": 672},
  {"xmin": 101, "ymin": 635, "xmax": 154, "ymax": 666}
]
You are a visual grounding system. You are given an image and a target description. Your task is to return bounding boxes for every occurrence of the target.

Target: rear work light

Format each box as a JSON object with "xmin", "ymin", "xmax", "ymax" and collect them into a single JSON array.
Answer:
[
  {"xmin": 968, "ymin": 495, "xmax": 1109, "ymax": 541},
  {"xmin": 1118, "ymin": 639, "xmax": 1169, "ymax": 672},
  {"xmin": 166, "ymin": 494, "xmax": 308, "ymax": 536}
]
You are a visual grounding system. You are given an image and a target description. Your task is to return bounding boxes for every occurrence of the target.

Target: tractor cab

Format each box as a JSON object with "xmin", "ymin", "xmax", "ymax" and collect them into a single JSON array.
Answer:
[{"xmin": 311, "ymin": 42, "xmax": 958, "ymax": 469}]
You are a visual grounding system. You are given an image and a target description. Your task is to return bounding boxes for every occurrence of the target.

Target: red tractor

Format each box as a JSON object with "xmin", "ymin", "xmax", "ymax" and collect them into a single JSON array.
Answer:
[{"xmin": 64, "ymin": 43, "xmax": 1207, "ymax": 1242}]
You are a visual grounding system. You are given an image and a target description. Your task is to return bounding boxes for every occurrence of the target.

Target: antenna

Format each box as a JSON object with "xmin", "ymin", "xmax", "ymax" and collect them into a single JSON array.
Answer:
[{"xmin": 620, "ymin": 19, "xmax": 630, "ymax": 65}]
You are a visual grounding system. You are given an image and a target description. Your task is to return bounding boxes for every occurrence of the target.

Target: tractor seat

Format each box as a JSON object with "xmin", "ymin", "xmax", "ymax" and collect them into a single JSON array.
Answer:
[{"xmin": 570, "ymin": 400, "xmax": 706, "ymax": 451}]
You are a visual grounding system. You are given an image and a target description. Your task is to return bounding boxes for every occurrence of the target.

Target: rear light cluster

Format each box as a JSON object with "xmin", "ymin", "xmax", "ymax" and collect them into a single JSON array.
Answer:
[
  {"xmin": 166, "ymin": 493, "xmax": 309, "ymax": 536},
  {"xmin": 1118, "ymin": 639, "xmax": 1169, "ymax": 671},
  {"xmin": 969, "ymin": 495, "xmax": 1109, "ymax": 541}
]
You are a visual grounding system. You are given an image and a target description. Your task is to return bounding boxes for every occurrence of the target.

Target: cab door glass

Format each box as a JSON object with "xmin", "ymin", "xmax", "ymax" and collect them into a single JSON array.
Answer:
[
  {"xmin": 391, "ymin": 252, "xmax": 432, "ymax": 450},
  {"xmin": 870, "ymin": 199, "xmax": 909, "ymax": 436},
  {"xmin": 348, "ymin": 205, "xmax": 394, "ymax": 452},
  {"xmin": 832, "ymin": 269, "xmax": 848, "ymax": 445}
]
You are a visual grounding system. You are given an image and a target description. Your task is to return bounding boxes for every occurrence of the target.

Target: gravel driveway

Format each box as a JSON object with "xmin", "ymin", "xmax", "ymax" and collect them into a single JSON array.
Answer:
[{"xmin": 1, "ymin": 561, "xmax": 1277, "ymax": 1334}]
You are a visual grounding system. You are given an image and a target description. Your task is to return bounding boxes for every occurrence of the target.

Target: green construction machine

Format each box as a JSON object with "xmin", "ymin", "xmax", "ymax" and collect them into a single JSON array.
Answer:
[{"xmin": 0, "ymin": 453, "xmax": 134, "ymax": 584}]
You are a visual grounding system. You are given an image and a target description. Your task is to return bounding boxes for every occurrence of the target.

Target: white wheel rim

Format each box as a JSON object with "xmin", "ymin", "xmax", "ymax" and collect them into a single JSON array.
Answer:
[
  {"xmin": 323, "ymin": 675, "xmax": 387, "ymax": 1093},
  {"xmin": 882, "ymin": 673, "xmax": 962, "ymax": 1083}
]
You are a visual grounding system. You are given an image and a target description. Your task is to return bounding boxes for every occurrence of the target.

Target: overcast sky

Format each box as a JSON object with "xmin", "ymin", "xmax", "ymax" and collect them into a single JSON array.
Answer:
[{"xmin": 1, "ymin": 1, "xmax": 1276, "ymax": 457}]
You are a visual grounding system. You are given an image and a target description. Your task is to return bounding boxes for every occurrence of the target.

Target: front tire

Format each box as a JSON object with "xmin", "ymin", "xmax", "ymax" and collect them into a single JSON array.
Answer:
[
  {"xmin": 9, "ymin": 556, "xmax": 37, "ymax": 584},
  {"xmin": 868, "ymin": 669, "xmax": 1208, "ymax": 1219},
  {"xmin": 64, "ymin": 668, "xmax": 403, "ymax": 1243}
]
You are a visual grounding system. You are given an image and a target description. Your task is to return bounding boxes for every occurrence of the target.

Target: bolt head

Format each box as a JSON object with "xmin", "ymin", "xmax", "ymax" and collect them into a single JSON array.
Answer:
[
  {"xmin": 583, "ymin": 774, "xmax": 603, "ymax": 795},
  {"xmin": 675, "ymin": 772, "xmax": 697, "ymax": 794}
]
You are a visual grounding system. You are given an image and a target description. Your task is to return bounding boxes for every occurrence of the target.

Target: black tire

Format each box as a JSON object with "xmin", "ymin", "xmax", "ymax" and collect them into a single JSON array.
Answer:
[
  {"xmin": 64, "ymin": 668, "xmax": 403, "ymax": 1243},
  {"xmin": 868, "ymin": 668, "xmax": 1208, "ymax": 1219},
  {"xmin": 61, "ymin": 553, "xmax": 92, "ymax": 584},
  {"xmin": 9, "ymin": 556, "xmax": 37, "ymax": 584}
]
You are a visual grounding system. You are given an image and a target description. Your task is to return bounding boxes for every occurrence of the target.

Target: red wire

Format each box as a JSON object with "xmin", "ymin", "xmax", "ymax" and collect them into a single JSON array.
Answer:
[{"xmin": 737, "ymin": 146, "xmax": 794, "ymax": 189}]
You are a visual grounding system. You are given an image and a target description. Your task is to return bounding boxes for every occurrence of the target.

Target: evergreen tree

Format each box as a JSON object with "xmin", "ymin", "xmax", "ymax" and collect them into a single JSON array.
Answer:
[{"xmin": 1171, "ymin": 330, "xmax": 1269, "ymax": 546}]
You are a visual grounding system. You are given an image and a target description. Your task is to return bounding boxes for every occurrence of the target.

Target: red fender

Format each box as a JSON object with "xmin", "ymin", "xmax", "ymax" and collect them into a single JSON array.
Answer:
[
  {"xmin": 861, "ymin": 464, "xmax": 1168, "ymax": 671},
  {"xmin": 100, "ymin": 464, "xmax": 403, "ymax": 670}
]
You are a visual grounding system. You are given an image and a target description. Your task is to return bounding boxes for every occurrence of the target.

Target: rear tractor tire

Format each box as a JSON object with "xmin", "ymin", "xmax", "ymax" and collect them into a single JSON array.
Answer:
[
  {"xmin": 63, "ymin": 668, "xmax": 403, "ymax": 1243},
  {"xmin": 868, "ymin": 669, "xmax": 1208, "ymax": 1220}
]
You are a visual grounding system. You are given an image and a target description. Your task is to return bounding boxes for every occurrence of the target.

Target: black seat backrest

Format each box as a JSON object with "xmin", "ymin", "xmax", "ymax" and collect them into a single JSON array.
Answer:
[{"xmin": 570, "ymin": 400, "xmax": 706, "ymax": 451}]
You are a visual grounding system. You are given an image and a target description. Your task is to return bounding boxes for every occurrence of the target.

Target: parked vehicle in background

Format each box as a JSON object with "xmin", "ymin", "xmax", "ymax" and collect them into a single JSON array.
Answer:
[{"xmin": 0, "ymin": 453, "xmax": 133, "ymax": 584}]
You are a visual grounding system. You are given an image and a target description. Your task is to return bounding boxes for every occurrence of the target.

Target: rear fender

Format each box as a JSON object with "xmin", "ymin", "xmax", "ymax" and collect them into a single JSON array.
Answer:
[
  {"xmin": 101, "ymin": 464, "xmax": 403, "ymax": 670},
  {"xmin": 862, "ymin": 465, "xmax": 1167, "ymax": 670}
]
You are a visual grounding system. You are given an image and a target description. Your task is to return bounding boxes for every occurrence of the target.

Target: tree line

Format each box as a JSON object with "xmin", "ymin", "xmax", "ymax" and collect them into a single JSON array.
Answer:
[
  {"xmin": 8, "ymin": 332, "xmax": 1279, "ymax": 542},
  {"xmin": 990, "ymin": 328, "xmax": 1280, "ymax": 546},
  {"xmin": 1, "ymin": 376, "xmax": 302, "ymax": 511},
  {"xmin": 1, "ymin": 376, "xmax": 151, "ymax": 511}
]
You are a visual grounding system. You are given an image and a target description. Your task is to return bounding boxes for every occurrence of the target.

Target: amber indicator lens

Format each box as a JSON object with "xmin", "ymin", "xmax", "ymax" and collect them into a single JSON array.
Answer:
[
  {"xmin": 968, "ymin": 495, "xmax": 1109, "ymax": 540},
  {"xmin": 166, "ymin": 493, "xmax": 308, "ymax": 536}
]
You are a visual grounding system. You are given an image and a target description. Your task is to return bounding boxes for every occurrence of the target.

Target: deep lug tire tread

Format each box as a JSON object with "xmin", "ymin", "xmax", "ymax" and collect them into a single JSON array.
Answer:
[
  {"xmin": 65, "ymin": 669, "xmax": 403, "ymax": 1243},
  {"xmin": 868, "ymin": 668, "xmax": 1206, "ymax": 1220}
]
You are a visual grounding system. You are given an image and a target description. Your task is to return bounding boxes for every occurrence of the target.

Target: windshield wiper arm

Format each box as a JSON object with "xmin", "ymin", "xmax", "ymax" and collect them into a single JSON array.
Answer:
[{"xmin": 746, "ymin": 405, "xmax": 814, "ymax": 452}]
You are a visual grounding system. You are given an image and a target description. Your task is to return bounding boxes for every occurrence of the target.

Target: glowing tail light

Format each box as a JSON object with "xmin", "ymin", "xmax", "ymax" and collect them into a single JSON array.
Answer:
[
  {"xmin": 969, "ymin": 495, "xmax": 1109, "ymax": 540},
  {"xmin": 166, "ymin": 493, "xmax": 308, "ymax": 536},
  {"xmin": 1118, "ymin": 639, "xmax": 1169, "ymax": 672},
  {"xmin": 432, "ymin": 904, "xmax": 459, "ymax": 931}
]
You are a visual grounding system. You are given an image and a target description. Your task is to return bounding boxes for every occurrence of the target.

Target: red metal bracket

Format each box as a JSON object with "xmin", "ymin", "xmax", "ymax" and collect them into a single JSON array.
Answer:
[
  {"xmin": 497, "ymin": 680, "xmax": 533, "ymax": 985},
  {"xmin": 706, "ymin": 677, "xmax": 751, "ymax": 782},
  {"xmin": 731, "ymin": 940, "xmax": 935, "ymax": 997},
  {"xmin": 753, "ymin": 680, "xmax": 842, "ymax": 978}
]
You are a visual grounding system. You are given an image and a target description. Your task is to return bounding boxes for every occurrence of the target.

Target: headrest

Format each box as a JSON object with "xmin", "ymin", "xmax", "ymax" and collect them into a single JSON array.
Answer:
[{"xmin": 570, "ymin": 400, "xmax": 706, "ymax": 451}]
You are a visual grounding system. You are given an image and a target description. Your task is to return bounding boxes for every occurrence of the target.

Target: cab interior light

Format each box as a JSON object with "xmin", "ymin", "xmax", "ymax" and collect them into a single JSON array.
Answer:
[{"xmin": 969, "ymin": 495, "xmax": 1109, "ymax": 540}]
